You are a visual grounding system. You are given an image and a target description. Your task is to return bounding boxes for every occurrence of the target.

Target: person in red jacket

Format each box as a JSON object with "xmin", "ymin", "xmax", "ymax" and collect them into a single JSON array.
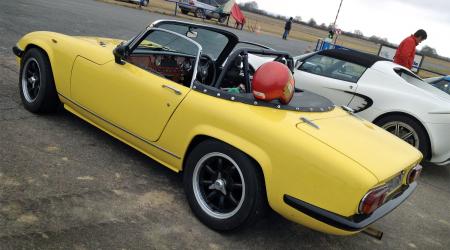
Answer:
[{"xmin": 394, "ymin": 29, "xmax": 427, "ymax": 69}]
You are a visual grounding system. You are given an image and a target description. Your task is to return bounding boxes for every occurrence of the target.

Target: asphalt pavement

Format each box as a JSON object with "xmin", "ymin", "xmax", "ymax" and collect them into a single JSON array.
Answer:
[{"xmin": 0, "ymin": 0, "xmax": 449, "ymax": 249}]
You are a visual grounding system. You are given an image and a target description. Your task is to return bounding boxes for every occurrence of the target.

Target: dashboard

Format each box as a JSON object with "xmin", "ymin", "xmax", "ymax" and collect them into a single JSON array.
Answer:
[{"xmin": 127, "ymin": 53, "xmax": 195, "ymax": 86}]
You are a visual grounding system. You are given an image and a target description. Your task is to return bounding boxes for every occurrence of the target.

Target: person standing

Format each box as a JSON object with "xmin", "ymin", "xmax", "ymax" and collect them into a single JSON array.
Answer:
[
  {"xmin": 394, "ymin": 29, "xmax": 427, "ymax": 69},
  {"xmin": 139, "ymin": 0, "xmax": 149, "ymax": 9},
  {"xmin": 282, "ymin": 17, "xmax": 293, "ymax": 40}
]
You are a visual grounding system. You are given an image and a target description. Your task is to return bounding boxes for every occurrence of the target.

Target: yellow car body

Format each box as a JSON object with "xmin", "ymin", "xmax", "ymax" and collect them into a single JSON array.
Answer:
[{"xmin": 13, "ymin": 21, "xmax": 422, "ymax": 235}]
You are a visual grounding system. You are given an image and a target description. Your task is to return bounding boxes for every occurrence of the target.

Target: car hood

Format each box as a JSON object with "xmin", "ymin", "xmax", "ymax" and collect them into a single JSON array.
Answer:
[
  {"xmin": 76, "ymin": 36, "xmax": 124, "ymax": 47},
  {"xmin": 74, "ymin": 36, "xmax": 124, "ymax": 65},
  {"xmin": 296, "ymin": 112, "xmax": 422, "ymax": 182}
]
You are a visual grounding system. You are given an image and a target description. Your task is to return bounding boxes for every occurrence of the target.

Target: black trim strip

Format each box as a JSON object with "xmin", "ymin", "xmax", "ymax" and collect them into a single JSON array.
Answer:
[
  {"xmin": 12, "ymin": 46, "xmax": 24, "ymax": 58},
  {"xmin": 58, "ymin": 93, "xmax": 181, "ymax": 159},
  {"xmin": 283, "ymin": 182, "xmax": 417, "ymax": 231},
  {"xmin": 239, "ymin": 41, "xmax": 274, "ymax": 50},
  {"xmin": 318, "ymin": 49, "xmax": 388, "ymax": 68}
]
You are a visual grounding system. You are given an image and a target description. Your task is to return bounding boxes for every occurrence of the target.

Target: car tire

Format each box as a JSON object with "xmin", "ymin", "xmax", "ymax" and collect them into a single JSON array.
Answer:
[
  {"xmin": 180, "ymin": 9, "xmax": 189, "ymax": 15},
  {"xmin": 183, "ymin": 139, "xmax": 267, "ymax": 231},
  {"xmin": 19, "ymin": 48, "xmax": 59, "ymax": 113},
  {"xmin": 375, "ymin": 115, "xmax": 430, "ymax": 159},
  {"xmin": 219, "ymin": 16, "xmax": 227, "ymax": 23},
  {"xmin": 195, "ymin": 8, "xmax": 205, "ymax": 18}
]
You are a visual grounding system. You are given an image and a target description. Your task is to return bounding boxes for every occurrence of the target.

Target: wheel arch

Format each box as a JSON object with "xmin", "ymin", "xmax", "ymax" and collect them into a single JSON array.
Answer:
[
  {"xmin": 182, "ymin": 134, "xmax": 270, "ymax": 201},
  {"xmin": 23, "ymin": 43, "xmax": 61, "ymax": 89},
  {"xmin": 17, "ymin": 33, "xmax": 74, "ymax": 97},
  {"xmin": 373, "ymin": 111, "xmax": 431, "ymax": 159},
  {"xmin": 23, "ymin": 44, "xmax": 53, "ymax": 61},
  {"xmin": 22, "ymin": 41, "xmax": 55, "ymax": 66}
]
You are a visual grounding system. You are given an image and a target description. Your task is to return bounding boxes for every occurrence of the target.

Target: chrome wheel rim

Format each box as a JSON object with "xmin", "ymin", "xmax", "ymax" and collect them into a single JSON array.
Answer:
[
  {"xmin": 193, "ymin": 152, "xmax": 245, "ymax": 219},
  {"xmin": 21, "ymin": 58, "xmax": 41, "ymax": 102},
  {"xmin": 382, "ymin": 121, "xmax": 420, "ymax": 148}
]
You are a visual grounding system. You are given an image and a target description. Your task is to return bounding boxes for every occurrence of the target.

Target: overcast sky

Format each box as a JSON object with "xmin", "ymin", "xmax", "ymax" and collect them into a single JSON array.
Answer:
[{"xmin": 236, "ymin": 0, "xmax": 450, "ymax": 57}]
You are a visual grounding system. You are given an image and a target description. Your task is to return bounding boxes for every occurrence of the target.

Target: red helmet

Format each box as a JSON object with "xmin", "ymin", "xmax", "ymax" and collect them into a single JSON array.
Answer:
[{"xmin": 252, "ymin": 61, "xmax": 295, "ymax": 104}]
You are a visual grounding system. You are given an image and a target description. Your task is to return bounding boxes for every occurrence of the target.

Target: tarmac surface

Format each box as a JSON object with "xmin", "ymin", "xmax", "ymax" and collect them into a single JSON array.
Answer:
[{"xmin": 0, "ymin": 0, "xmax": 449, "ymax": 249}]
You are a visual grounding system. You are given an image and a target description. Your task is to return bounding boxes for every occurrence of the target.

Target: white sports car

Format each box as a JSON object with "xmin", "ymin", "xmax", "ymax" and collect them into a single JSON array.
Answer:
[
  {"xmin": 252, "ymin": 49, "xmax": 450, "ymax": 166},
  {"xmin": 294, "ymin": 49, "xmax": 450, "ymax": 165}
]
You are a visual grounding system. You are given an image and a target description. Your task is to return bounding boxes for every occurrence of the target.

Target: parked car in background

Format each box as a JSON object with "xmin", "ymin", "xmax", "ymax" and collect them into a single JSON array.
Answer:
[
  {"xmin": 116, "ymin": 0, "xmax": 149, "ymax": 7},
  {"xmin": 179, "ymin": 0, "xmax": 228, "ymax": 23},
  {"xmin": 284, "ymin": 49, "xmax": 450, "ymax": 166},
  {"xmin": 424, "ymin": 75, "xmax": 450, "ymax": 95}
]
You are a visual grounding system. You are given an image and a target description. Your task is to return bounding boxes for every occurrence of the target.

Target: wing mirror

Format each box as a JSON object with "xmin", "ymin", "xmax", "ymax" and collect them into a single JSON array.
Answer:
[
  {"xmin": 113, "ymin": 44, "xmax": 128, "ymax": 65},
  {"xmin": 295, "ymin": 59, "xmax": 303, "ymax": 69}
]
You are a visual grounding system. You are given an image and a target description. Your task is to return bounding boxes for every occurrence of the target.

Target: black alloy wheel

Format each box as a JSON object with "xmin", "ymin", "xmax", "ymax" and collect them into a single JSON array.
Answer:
[
  {"xmin": 184, "ymin": 139, "xmax": 267, "ymax": 231},
  {"xmin": 19, "ymin": 48, "xmax": 59, "ymax": 113}
]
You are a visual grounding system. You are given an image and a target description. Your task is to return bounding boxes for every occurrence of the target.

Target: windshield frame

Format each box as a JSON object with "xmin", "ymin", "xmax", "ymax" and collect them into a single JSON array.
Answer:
[
  {"xmin": 150, "ymin": 20, "xmax": 239, "ymax": 66},
  {"xmin": 125, "ymin": 27, "xmax": 203, "ymax": 88}
]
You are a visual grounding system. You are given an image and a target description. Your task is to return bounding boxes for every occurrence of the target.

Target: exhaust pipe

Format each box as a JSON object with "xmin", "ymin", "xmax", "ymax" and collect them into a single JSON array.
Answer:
[{"xmin": 362, "ymin": 227, "xmax": 383, "ymax": 240}]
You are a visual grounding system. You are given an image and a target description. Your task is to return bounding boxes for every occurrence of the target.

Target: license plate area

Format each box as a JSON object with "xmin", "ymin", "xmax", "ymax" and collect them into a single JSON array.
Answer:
[{"xmin": 385, "ymin": 172, "xmax": 403, "ymax": 195}]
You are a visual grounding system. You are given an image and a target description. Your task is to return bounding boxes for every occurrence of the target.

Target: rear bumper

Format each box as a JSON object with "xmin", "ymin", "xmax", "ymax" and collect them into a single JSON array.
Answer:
[
  {"xmin": 426, "ymin": 122, "xmax": 450, "ymax": 166},
  {"xmin": 283, "ymin": 182, "xmax": 417, "ymax": 232},
  {"xmin": 428, "ymin": 158, "xmax": 450, "ymax": 167}
]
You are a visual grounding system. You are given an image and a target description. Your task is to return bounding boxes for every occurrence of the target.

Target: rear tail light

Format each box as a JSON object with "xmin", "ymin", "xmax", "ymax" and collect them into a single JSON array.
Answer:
[
  {"xmin": 407, "ymin": 165, "xmax": 422, "ymax": 184},
  {"xmin": 358, "ymin": 185, "xmax": 390, "ymax": 215}
]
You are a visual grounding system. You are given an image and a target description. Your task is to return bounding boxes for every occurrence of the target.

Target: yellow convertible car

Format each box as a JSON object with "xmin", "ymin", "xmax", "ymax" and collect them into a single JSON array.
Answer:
[{"xmin": 13, "ymin": 20, "xmax": 423, "ymax": 235}]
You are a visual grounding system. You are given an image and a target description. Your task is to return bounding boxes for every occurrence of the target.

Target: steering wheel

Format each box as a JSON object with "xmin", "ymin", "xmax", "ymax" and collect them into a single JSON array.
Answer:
[{"xmin": 196, "ymin": 54, "xmax": 217, "ymax": 85}]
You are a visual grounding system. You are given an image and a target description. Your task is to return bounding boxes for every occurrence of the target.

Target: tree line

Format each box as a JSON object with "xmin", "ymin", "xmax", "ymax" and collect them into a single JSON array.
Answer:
[{"xmin": 238, "ymin": 1, "xmax": 445, "ymax": 59}]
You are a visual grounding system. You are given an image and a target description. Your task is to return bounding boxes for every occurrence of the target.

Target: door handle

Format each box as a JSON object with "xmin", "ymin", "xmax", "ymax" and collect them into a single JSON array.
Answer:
[
  {"xmin": 162, "ymin": 85, "xmax": 182, "ymax": 95},
  {"xmin": 349, "ymin": 85, "xmax": 354, "ymax": 89}
]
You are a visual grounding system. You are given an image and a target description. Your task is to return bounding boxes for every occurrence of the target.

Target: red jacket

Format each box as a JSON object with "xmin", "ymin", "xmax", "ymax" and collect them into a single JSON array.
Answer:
[{"xmin": 394, "ymin": 35, "xmax": 417, "ymax": 69}]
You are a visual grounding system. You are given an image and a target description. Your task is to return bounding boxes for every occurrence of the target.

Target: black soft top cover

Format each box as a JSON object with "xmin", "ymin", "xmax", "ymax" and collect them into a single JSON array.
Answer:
[
  {"xmin": 193, "ymin": 83, "xmax": 335, "ymax": 113},
  {"xmin": 318, "ymin": 49, "xmax": 388, "ymax": 68}
]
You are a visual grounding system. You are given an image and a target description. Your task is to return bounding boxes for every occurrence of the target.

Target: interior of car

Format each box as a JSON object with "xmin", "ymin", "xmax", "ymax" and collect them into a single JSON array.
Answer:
[
  {"xmin": 298, "ymin": 54, "xmax": 367, "ymax": 83},
  {"xmin": 127, "ymin": 53, "xmax": 196, "ymax": 86},
  {"xmin": 121, "ymin": 20, "xmax": 333, "ymax": 110},
  {"xmin": 125, "ymin": 24, "xmax": 291, "ymax": 94}
]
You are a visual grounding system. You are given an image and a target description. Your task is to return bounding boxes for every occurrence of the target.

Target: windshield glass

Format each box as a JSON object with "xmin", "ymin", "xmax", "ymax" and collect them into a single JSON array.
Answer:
[
  {"xmin": 156, "ymin": 23, "xmax": 229, "ymax": 60},
  {"xmin": 135, "ymin": 30, "xmax": 198, "ymax": 57},
  {"xmin": 431, "ymin": 79, "xmax": 450, "ymax": 95},
  {"xmin": 127, "ymin": 29, "xmax": 200, "ymax": 86}
]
